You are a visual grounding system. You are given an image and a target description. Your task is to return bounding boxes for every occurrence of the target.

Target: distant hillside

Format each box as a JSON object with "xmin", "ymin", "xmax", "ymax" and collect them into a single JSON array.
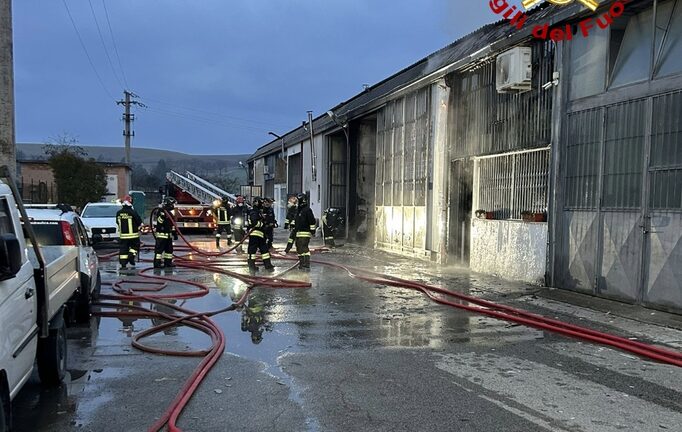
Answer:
[{"xmin": 17, "ymin": 143, "xmax": 249, "ymax": 169}]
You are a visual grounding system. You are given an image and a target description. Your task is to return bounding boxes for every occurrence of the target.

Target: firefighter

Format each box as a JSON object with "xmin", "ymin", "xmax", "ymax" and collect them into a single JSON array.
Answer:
[
  {"xmin": 116, "ymin": 195, "xmax": 142, "ymax": 270},
  {"xmin": 283, "ymin": 195, "xmax": 298, "ymax": 254},
  {"xmin": 232, "ymin": 195, "xmax": 248, "ymax": 254},
  {"xmin": 247, "ymin": 197, "xmax": 275, "ymax": 273},
  {"xmin": 263, "ymin": 198, "xmax": 278, "ymax": 251},
  {"xmin": 321, "ymin": 207, "xmax": 343, "ymax": 248},
  {"xmin": 293, "ymin": 193, "xmax": 316, "ymax": 270},
  {"xmin": 154, "ymin": 197, "xmax": 178, "ymax": 269},
  {"xmin": 214, "ymin": 196, "xmax": 232, "ymax": 249}
]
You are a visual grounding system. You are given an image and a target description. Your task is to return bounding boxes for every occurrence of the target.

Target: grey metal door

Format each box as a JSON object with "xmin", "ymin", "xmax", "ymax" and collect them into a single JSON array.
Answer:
[{"xmin": 560, "ymin": 91, "xmax": 682, "ymax": 312}]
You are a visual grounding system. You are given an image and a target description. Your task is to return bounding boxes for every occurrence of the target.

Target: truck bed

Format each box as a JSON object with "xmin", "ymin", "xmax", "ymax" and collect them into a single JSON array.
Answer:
[{"xmin": 27, "ymin": 246, "xmax": 80, "ymax": 322}]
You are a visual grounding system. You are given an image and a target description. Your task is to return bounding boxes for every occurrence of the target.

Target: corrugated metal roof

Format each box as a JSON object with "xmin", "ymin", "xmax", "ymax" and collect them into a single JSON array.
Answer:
[{"xmin": 249, "ymin": 1, "xmax": 591, "ymax": 161}]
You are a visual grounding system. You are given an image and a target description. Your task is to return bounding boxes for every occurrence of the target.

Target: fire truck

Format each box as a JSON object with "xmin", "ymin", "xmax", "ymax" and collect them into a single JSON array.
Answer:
[{"xmin": 165, "ymin": 171, "xmax": 239, "ymax": 232}]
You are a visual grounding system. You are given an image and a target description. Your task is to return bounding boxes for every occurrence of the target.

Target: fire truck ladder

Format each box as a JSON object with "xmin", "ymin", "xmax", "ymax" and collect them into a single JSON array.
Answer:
[
  {"xmin": 185, "ymin": 171, "xmax": 238, "ymax": 205},
  {"xmin": 166, "ymin": 170, "xmax": 220, "ymax": 205}
]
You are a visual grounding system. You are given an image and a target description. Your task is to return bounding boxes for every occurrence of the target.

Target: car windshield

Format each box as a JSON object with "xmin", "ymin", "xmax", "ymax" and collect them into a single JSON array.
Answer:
[{"xmin": 82, "ymin": 205, "xmax": 120, "ymax": 218}]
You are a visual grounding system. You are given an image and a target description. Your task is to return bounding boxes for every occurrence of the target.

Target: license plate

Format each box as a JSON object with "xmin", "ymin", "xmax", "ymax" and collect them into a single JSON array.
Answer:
[{"xmin": 183, "ymin": 223, "xmax": 200, "ymax": 228}]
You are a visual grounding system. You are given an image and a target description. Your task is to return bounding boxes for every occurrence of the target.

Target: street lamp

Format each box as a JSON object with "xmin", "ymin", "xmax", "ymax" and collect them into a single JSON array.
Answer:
[
  {"xmin": 327, "ymin": 110, "xmax": 350, "ymax": 242},
  {"xmin": 268, "ymin": 131, "xmax": 286, "ymax": 159},
  {"xmin": 238, "ymin": 161, "xmax": 249, "ymax": 184}
]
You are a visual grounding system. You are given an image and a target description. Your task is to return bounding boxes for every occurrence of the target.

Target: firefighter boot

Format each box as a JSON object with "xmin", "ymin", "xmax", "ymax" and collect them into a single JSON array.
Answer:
[
  {"xmin": 228, "ymin": 236, "xmax": 233, "ymax": 246},
  {"xmin": 248, "ymin": 259, "xmax": 258, "ymax": 273},
  {"xmin": 164, "ymin": 259, "xmax": 176, "ymax": 268},
  {"xmin": 263, "ymin": 258, "xmax": 275, "ymax": 271},
  {"xmin": 298, "ymin": 256, "xmax": 305, "ymax": 270},
  {"xmin": 153, "ymin": 259, "xmax": 163, "ymax": 269},
  {"xmin": 215, "ymin": 236, "xmax": 220, "ymax": 249},
  {"xmin": 303, "ymin": 255, "xmax": 311, "ymax": 270},
  {"xmin": 284, "ymin": 242, "xmax": 292, "ymax": 254}
]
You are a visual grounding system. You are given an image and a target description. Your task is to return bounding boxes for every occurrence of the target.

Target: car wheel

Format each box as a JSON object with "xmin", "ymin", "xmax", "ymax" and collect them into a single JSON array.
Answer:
[
  {"xmin": 0, "ymin": 390, "xmax": 7, "ymax": 432},
  {"xmin": 75, "ymin": 274, "xmax": 91, "ymax": 323},
  {"xmin": 93, "ymin": 271, "xmax": 102, "ymax": 301},
  {"xmin": 37, "ymin": 316, "xmax": 67, "ymax": 386}
]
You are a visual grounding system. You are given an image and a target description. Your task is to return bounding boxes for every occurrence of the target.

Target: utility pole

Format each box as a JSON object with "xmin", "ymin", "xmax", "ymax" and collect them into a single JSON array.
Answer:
[
  {"xmin": 116, "ymin": 90, "xmax": 144, "ymax": 165},
  {"xmin": 0, "ymin": 0, "xmax": 16, "ymax": 176}
]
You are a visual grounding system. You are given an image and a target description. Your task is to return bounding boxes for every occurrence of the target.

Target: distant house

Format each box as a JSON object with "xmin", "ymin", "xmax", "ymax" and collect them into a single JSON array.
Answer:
[{"xmin": 17, "ymin": 158, "xmax": 132, "ymax": 204}]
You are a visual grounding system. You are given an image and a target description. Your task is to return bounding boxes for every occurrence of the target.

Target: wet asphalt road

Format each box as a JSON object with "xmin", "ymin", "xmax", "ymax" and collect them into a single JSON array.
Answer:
[{"xmin": 10, "ymin": 232, "xmax": 682, "ymax": 432}]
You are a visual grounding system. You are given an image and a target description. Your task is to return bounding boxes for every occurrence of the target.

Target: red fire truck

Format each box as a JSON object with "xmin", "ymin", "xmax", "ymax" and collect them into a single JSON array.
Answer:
[{"xmin": 165, "ymin": 171, "xmax": 239, "ymax": 232}]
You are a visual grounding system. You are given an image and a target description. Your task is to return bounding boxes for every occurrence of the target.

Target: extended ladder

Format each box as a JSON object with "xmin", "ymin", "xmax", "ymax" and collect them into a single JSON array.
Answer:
[
  {"xmin": 185, "ymin": 171, "xmax": 238, "ymax": 205},
  {"xmin": 166, "ymin": 170, "xmax": 219, "ymax": 205}
]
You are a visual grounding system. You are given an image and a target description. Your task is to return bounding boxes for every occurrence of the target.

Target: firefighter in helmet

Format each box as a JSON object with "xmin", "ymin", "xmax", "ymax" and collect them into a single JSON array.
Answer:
[
  {"xmin": 321, "ymin": 207, "xmax": 343, "ymax": 248},
  {"xmin": 214, "ymin": 196, "xmax": 233, "ymax": 249},
  {"xmin": 116, "ymin": 194, "xmax": 142, "ymax": 270},
  {"xmin": 231, "ymin": 195, "xmax": 248, "ymax": 253},
  {"xmin": 293, "ymin": 193, "xmax": 316, "ymax": 270},
  {"xmin": 247, "ymin": 197, "xmax": 275, "ymax": 273},
  {"xmin": 283, "ymin": 195, "xmax": 298, "ymax": 254},
  {"xmin": 154, "ymin": 197, "xmax": 178, "ymax": 269},
  {"xmin": 263, "ymin": 198, "xmax": 277, "ymax": 251}
]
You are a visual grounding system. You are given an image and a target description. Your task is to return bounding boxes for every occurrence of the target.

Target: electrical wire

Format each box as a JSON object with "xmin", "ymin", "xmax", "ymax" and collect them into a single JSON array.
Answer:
[
  {"xmin": 87, "ymin": 0, "xmax": 124, "ymax": 89},
  {"xmin": 142, "ymin": 106, "xmax": 272, "ymax": 134},
  {"xmin": 101, "ymin": 0, "xmax": 130, "ymax": 89},
  {"xmin": 61, "ymin": 0, "xmax": 116, "ymax": 101},
  {"xmin": 139, "ymin": 95, "xmax": 291, "ymax": 129}
]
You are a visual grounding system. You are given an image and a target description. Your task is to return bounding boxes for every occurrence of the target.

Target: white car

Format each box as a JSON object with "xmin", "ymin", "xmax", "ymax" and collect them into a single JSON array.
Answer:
[
  {"xmin": 80, "ymin": 202, "xmax": 122, "ymax": 244},
  {"xmin": 24, "ymin": 204, "xmax": 101, "ymax": 322}
]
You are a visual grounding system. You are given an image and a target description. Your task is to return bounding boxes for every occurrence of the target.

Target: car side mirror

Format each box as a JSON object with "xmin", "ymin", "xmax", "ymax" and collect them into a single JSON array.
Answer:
[{"xmin": 0, "ymin": 233, "xmax": 23, "ymax": 280}]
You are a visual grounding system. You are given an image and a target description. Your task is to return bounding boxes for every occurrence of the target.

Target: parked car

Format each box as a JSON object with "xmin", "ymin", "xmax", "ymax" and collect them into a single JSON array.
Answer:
[
  {"xmin": 0, "ymin": 167, "xmax": 82, "ymax": 432},
  {"xmin": 80, "ymin": 202, "xmax": 122, "ymax": 244},
  {"xmin": 24, "ymin": 204, "xmax": 101, "ymax": 322}
]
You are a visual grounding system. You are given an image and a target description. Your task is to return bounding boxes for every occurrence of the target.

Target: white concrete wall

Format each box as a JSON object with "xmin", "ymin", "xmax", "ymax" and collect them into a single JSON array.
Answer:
[{"xmin": 470, "ymin": 219, "xmax": 547, "ymax": 285}]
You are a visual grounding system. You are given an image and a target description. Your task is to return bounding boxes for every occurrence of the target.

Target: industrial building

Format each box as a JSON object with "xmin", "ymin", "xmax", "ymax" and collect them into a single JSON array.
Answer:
[{"xmin": 248, "ymin": 0, "xmax": 682, "ymax": 313}]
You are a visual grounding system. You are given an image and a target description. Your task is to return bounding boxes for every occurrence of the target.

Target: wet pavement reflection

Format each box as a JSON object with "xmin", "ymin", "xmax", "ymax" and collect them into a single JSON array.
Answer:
[{"xmin": 11, "ymin": 234, "xmax": 679, "ymax": 432}]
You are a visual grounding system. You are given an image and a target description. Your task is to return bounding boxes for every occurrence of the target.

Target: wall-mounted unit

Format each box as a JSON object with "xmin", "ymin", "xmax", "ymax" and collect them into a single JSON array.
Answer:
[
  {"xmin": 496, "ymin": 47, "xmax": 532, "ymax": 93},
  {"xmin": 263, "ymin": 165, "xmax": 270, "ymax": 175}
]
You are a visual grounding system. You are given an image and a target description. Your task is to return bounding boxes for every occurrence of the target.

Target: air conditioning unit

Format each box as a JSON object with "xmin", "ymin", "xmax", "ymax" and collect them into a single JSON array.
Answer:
[
  {"xmin": 496, "ymin": 47, "xmax": 532, "ymax": 93},
  {"xmin": 263, "ymin": 165, "xmax": 270, "ymax": 175}
]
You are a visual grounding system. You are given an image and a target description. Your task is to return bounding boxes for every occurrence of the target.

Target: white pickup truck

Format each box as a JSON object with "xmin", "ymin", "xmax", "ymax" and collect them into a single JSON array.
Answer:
[{"xmin": 0, "ymin": 168, "xmax": 80, "ymax": 432}]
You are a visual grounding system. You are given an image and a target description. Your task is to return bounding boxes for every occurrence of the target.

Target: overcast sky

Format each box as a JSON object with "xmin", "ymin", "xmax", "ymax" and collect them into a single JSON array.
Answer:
[{"xmin": 13, "ymin": 1, "xmax": 491, "ymax": 155}]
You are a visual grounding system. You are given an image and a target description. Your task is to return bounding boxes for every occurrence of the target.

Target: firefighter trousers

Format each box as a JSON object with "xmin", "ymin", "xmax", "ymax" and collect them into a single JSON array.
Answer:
[
  {"xmin": 154, "ymin": 236, "xmax": 174, "ymax": 267},
  {"xmin": 119, "ymin": 237, "xmax": 140, "ymax": 267}
]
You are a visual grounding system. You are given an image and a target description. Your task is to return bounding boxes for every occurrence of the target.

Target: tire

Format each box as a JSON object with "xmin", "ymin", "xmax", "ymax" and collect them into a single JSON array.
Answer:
[
  {"xmin": 92, "ymin": 271, "xmax": 101, "ymax": 301},
  {"xmin": 37, "ymin": 317, "xmax": 67, "ymax": 386},
  {"xmin": 75, "ymin": 274, "xmax": 92, "ymax": 323},
  {"xmin": 0, "ymin": 391, "xmax": 7, "ymax": 432}
]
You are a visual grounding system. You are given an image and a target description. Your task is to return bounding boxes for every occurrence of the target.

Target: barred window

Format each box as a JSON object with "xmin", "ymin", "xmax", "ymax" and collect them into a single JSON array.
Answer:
[{"xmin": 476, "ymin": 149, "xmax": 549, "ymax": 220}]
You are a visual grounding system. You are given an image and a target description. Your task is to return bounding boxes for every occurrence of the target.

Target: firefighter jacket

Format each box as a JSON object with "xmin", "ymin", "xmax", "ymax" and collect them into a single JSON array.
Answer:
[
  {"xmin": 216, "ymin": 205, "xmax": 231, "ymax": 226},
  {"xmin": 294, "ymin": 205, "xmax": 316, "ymax": 238},
  {"xmin": 263, "ymin": 207, "xmax": 277, "ymax": 230},
  {"xmin": 248, "ymin": 208, "xmax": 265, "ymax": 238},
  {"xmin": 284, "ymin": 206, "xmax": 297, "ymax": 230},
  {"xmin": 232, "ymin": 205, "xmax": 248, "ymax": 229},
  {"xmin": 155, "ymin": 209, "xmax": 176, "ymax": 239},
  {"xmin": 116, "ymin": 206, "xmax": 142, "ymax": 240}
]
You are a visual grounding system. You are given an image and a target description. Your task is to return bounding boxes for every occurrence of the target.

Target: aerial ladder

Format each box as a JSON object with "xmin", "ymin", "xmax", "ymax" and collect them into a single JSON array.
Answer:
[{"xmin": 165, "ymin": 170, "xmax": 238, "ymax": 205}]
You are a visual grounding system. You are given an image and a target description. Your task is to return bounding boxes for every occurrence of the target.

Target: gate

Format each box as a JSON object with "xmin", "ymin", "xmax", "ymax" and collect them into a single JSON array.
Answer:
[{"xmin": 559, "ymin": 90, "xmax": 682, "ymax": 312}]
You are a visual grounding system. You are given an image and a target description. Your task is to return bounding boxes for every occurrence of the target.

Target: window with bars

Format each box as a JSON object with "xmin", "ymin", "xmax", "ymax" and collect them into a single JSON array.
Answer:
[{"xmin": 476, "ymin": 149, "xmax": 549, "ymax": 220}]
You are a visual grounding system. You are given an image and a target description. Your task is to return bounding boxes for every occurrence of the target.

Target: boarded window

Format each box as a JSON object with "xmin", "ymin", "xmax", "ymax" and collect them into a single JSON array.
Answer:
[{"xmin": 476, "ymin": 149, "xmax": 549, "ymax": 220}]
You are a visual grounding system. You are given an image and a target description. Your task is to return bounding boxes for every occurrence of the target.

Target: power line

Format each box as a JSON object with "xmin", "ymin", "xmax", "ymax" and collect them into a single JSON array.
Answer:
[
  {"xmin": 61, "ymin": 0, "xmax": 115, "ymax": 101},
  {"xmin": 101, "ymin": 0, "xmax": 129, "ymax": 89},
  {"xmin": 142, "ymin": 106, "xmax": 270, "ymax": 134},
  {"xmin": 139, "ymin": 95, "xmax": 290, "ymax": 129},
  {"xmin": 87, "ymin": 0, "xmax": 123, "ymax": 89}
]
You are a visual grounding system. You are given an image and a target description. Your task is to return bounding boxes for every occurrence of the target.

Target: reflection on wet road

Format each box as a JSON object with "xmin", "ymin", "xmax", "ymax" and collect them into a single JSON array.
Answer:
[{"xmin": 10, "ymin": 235, "xmax": 682, "ymax": 432}]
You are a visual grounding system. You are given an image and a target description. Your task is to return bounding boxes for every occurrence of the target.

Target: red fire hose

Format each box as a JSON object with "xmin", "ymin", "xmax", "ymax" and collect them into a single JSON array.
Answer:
[{"xmin": 93, "ymin": 210, "xmax": 682, "ymax": 431}]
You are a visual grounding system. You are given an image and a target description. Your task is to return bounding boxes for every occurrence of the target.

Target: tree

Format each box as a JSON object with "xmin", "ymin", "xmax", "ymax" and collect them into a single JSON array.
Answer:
[
  {"xmin": 207, "ymin": 174, "xmax": 240, "ymax": 195},
  {"xmin": 44, "ymin": 138, "xmax": 107, "ymax": 209}
]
